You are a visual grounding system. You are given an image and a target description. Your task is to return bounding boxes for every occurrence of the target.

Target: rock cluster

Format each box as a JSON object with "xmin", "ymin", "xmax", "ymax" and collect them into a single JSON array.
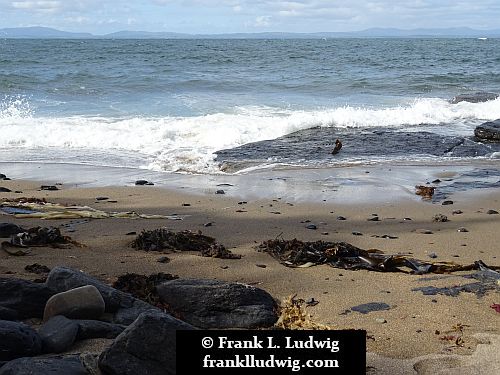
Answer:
[{"xmin": 0, "ymin": 267, "xmax": 278, "ymax": 374}]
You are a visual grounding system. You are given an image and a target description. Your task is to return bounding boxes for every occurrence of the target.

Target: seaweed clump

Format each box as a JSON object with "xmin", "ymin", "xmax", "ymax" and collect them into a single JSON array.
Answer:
[
  {"xmin": 131, "ymin": 228, "xmax": 241, "ymax": 259},
  {"xmin": 113, "ymin": 272, "xmax": 178, "ymax": 308},
  {"xmin": 257, "ymin": 238, "xmax": 499, "ymax": 274},
  {"xmin": 275, "ymin": 295, "xmax": 331, "ymax": 330}
]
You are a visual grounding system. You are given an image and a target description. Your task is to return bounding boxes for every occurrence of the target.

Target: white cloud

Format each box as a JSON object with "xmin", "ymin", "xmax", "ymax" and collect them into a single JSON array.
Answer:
[
  {"xmin": 254, "ymin": 15, "xmax": 271, "ymax": 27},
  {"xmin": 11, "ymin": 0, "xmax": 61, "ymax": 12}
]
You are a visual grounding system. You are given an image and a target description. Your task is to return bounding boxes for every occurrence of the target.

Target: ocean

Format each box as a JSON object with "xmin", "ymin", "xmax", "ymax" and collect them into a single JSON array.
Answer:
[{"xmin": 1, "ymin": 38, "xmax": 499, "ymax": 176}]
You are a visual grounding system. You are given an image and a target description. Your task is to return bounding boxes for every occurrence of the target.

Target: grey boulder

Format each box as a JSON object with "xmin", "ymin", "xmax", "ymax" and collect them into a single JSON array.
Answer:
[
  {"xmin": 98, "ymin": 311, "xmax": 195, "ymax": 375},
  {"xmin": 43, "ymin": 285, "xmax": 105, "ymax": 321},
  {"xmin": 0, "ymin": 320, "xmax": 42, "ymax": 361},
  {"xmin": 156, "ymin": 279, "xmax": 278, "ymax": 328}
]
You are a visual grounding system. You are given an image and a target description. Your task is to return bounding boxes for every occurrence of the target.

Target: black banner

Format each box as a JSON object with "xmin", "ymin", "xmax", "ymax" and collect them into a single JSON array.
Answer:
[{"xmin": 177, "ymin": 330, "xmax": 366, "ymax": 374}]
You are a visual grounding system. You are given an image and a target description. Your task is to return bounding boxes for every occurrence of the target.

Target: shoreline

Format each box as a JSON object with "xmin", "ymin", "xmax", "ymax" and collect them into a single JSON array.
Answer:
[
  {"xmin": 1, "ymin": 159, "xmax": 500, "ymax": 204},
  {"xmin": 1, "ymin": 168, "xmax": 499, "ymax": 374}
]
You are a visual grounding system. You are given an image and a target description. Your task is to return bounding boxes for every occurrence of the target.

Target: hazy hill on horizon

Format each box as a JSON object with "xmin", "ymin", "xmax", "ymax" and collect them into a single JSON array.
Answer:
[{"xmin": 1, "ymin": 26, "xmax": 499, "ymax": 39}]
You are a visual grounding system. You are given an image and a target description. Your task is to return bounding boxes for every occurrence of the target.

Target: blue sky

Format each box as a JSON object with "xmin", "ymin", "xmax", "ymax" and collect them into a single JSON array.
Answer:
[{"xmin": 0, "ymin": 0, "xmax": 499, "ymax": 34}]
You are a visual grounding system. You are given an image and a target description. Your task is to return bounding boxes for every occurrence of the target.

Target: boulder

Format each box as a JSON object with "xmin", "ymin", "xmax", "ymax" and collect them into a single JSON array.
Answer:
[
  {"xmin": 156, "ymin": 279, "xmax": 278, "ymax": 328},
  {"xmin": 38, "ymin": 315, "xmax": 79, "ymax": 353},
  {"xmin": 76, "ymin": 320, "xmax": 126, "ymax": 340},
  {"xmin": 475, "ymin": 119, "xmax": 500, "ymax": 142},
  {"xmin": 451, "ymin": 92, "xmax": 498, "ymax": 104},
  {"xmin": 47, "ymin": 267, "xmax": 144, "ymax": 311},
  {"xmin": 0, "ymin": 320, "xmax": 42, "ymax": 361},
  {"xmin": 43, "ymin": 285, "xmax": 105, "ymax": 321},
  {"xmin": 0, "ymin": 356, "xmax": 87, "ymax": 375},
  {"xmin": 0, "ymin": 278, "xmax": 55, "ymax": 319},
  {"xmin": 98, "ymin": 311, "xmax": 195, "ymax": 375}
]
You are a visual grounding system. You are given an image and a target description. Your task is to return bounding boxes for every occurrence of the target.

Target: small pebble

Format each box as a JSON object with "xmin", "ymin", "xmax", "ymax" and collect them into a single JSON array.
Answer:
[
  {"xmin": 457, "ymin": 227, "xmax": 469, "ymax": 232},
  {"xmin": 428, "ymin": 252, "xmax": 438, "ymax": 259},
  {"xmin": 125, "ymin": 231, "xmax": 137, "ymax": 236},
  {"xmin": 220, "ymin": 265, "xmax": 229, "ymax": 269},
  {"xmin": 182, "ymin": 203, "xmax": 191, "ymax": 206},
  {"xmin": 432, "ymin": 214, "xmax": 448, "ymax": 222},
  {"xmin": 95, "ymin": 197, "xmax": 109, "ymax": 201},
  {"xmin": 432, "ymin": 179, "xmax": 441, "ymax": 183},
  {"xmin": 416, "ymin": 229, "xmax": 433, "ymax": 234},
  {"xmin": 40, "ymin": 185, "xmax": 58, "ymax": 191},
  {"xmin": 306, "ymin": 298, "xmax": 319, "ymax": 306},
  {"xmin": 157, "ymin": 256, "xmax": 170, "ymax": 264},
  {"xmin": 368, "ymin": 217, "xmax": 380, "ymax": 221},
  {"xmin": 215, "ymin": 190, "xmax": 225, "ymax": 195},
  {"xmin": 375, "ymin": 318, "xmax": 387, "ymax": 324},
  {"xmin": 352, "ymin": 231, "xmax": 363, "ymax": 236},
  {"xmin": 321, "ymin": 232, "xmax": 329, "ymax": 235},
  {"xmin": 486, "ymin": 209, "xmax": 499, "ymax": 215},
  {"xmin": 204, "ymin": 222, "xmax": 213, "ymax": 227},
  {"xmin": 255, "ymin": 264, "xmax": 267, "ymax": 268},
  {"xmin": 403, "ymin": 217, "xmax": 412, "ymax": 221},
  {"xmin": 238, "ymin": 201, "xmax": 247, "ymax": 205},
  {"xmin": 306, "ymin": 224, "xmax": 317, "ymax": 230},
  {"xmin": 442, "ymin": 200, "xmax": 454, "ymax": 205},
  {"xmin": 336, "ymin": 216, "xmax": 346, "ymax": 221},
  {"xmin": 452, "ymin": 210, "xmax": 463, "ymax": 215}
]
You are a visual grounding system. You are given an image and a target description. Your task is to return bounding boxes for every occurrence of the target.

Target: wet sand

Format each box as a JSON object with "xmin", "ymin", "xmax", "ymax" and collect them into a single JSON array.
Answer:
[{"xmin": 0, "ymin": 171, "xmax": 499, "ymax": 374}]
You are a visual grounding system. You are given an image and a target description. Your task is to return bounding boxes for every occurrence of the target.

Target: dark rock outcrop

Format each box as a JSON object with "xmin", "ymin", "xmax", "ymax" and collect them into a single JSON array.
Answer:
[
  {"xmin": 475, "ymin": 119, "xmax": 500, "ymax": 142},
  {"xmin": 38, "ymin": 315, "xmax": 79, "ymax": 354},
  {"xmin": 0, "ymin": 278, "xmax": 55, "ymax": 319},
  {"xmin": 98, "ymin": 311, "xmax": 195, "ymax": 375},
  {"xmin": 0, "ymin": 356, "xmax": 87, "ymax": 375},
  {"xmin": 156, "ymin": 279, "xmax": 278, "ymax": 328},
  {"xmin": 451, "ymin": 92, "xmax": 498, "ymax": 104},
  {"xmin": 0, "ymin": 320, "xmax": 42, "ymax": 361}
]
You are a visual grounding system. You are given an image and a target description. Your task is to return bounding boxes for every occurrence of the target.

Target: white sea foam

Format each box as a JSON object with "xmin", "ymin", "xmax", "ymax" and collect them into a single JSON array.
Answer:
[{"xmin": 1, "ymin": 97, "xmax": 499, "ymax": 173}]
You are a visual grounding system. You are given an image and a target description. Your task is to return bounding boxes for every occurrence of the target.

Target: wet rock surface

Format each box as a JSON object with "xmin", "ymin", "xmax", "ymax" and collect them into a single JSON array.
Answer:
[
  {"xmin": 451, "ymin": 92, "xmax": 498, "ymax": 104},
  {"xmin": 156, "ymin": 279, "xmax": 278, "ymax": 328},
  {"xmin": 215, "ymin": 126, "xmax": 500, "ymax": 172}
]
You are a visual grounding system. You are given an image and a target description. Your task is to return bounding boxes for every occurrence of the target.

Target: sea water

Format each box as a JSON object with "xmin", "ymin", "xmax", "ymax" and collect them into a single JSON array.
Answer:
[{"xmin": 1, "ymin": 38, "xmax": 499, "ymax": 175}]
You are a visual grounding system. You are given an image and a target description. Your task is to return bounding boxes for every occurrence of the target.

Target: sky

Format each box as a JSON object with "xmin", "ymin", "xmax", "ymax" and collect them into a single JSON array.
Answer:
[{"xmin": 0, "ymin": 0, "xmax": 499, "ymax": 34}]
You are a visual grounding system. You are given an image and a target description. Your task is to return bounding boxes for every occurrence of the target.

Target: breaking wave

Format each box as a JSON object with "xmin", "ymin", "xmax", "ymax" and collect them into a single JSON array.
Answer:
[{"xmin": 1, "ymin": 96, "xmax": 499, "ymax": 173}]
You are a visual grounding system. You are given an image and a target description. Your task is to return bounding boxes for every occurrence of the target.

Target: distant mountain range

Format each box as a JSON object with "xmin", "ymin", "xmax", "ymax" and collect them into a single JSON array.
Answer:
[{"xmin": 1, "ymin": 26, "xmax": 499, "ymax": 39}]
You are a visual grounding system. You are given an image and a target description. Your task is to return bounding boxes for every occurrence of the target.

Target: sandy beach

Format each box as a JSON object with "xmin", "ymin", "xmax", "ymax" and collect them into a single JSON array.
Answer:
[{"xmin": 1, "ymin": 165, "xmax": 499, "ymax": 374}]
